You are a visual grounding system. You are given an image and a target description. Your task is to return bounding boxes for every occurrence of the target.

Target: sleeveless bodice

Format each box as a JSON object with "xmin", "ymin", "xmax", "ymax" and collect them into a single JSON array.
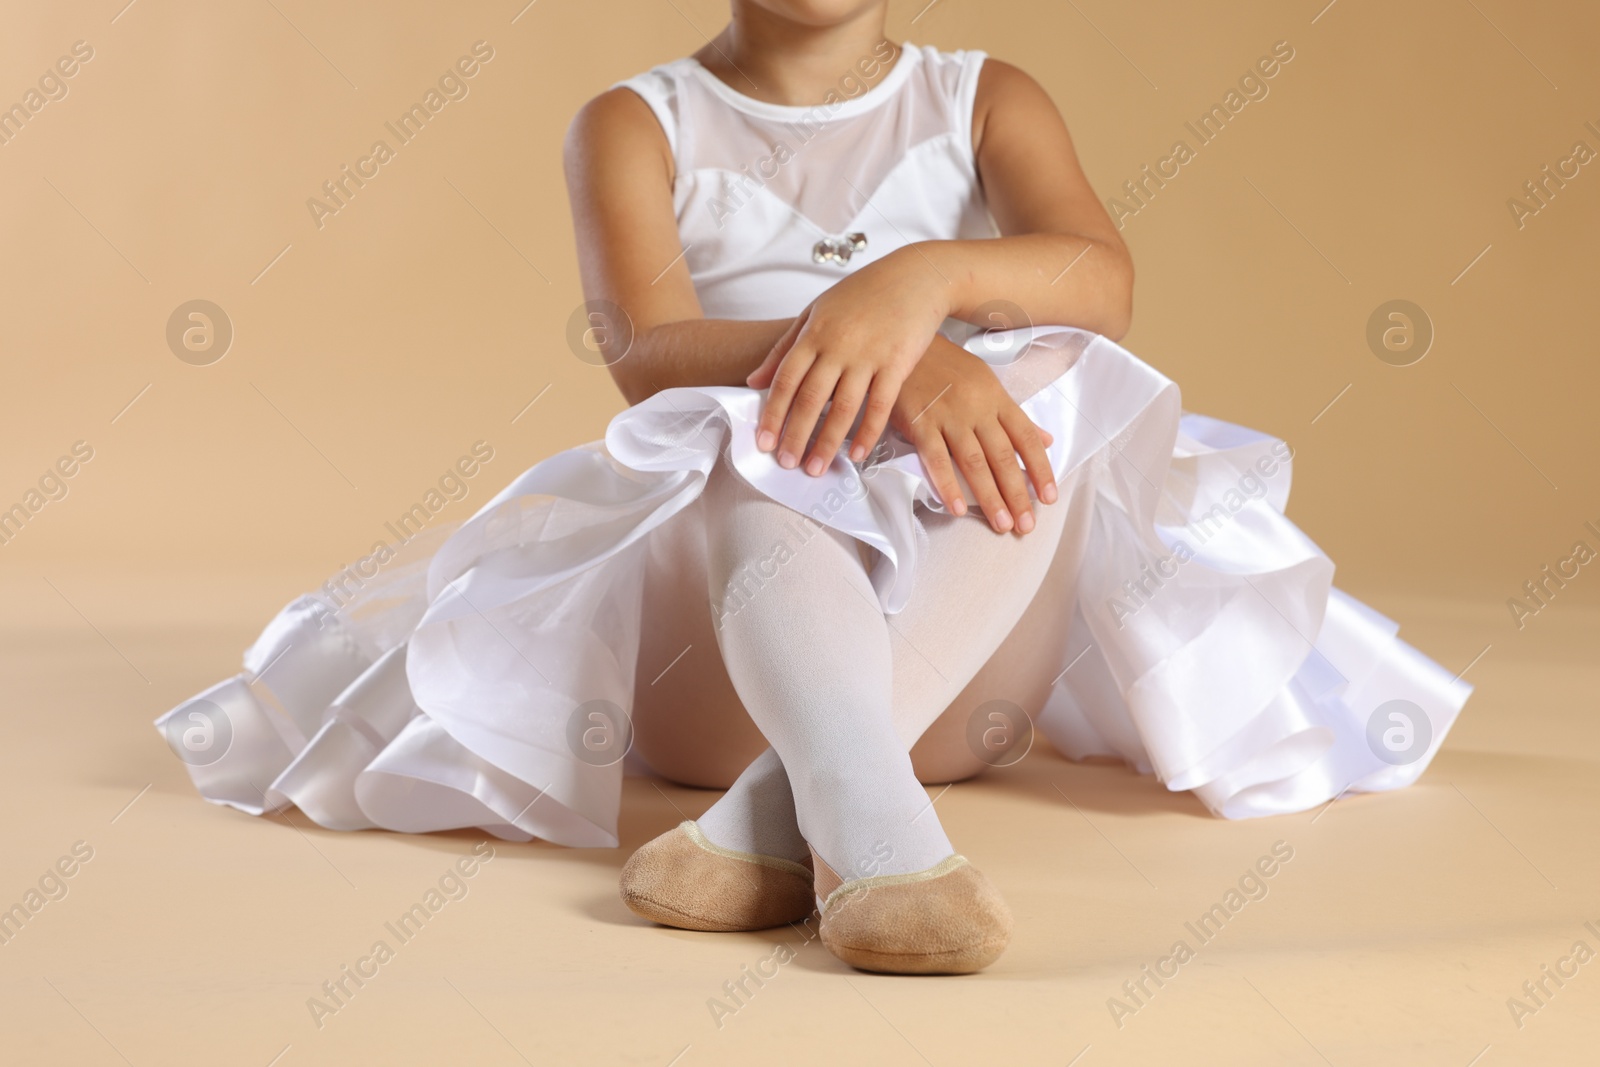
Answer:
[{"xmin": 615, "ymin": 43, "xmax": 999, "ymax": 321}]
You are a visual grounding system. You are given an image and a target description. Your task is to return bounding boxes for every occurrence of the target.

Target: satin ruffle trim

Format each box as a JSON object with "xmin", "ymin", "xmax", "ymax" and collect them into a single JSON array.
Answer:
[{"xmin": 154, "ymin": 327, "xmax": 1470, "ymax": 842}]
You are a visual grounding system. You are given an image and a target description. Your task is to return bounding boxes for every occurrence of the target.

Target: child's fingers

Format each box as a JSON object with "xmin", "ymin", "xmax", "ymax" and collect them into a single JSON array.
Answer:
[
  {"xmin": 775, "ymin": 359, "xmax": 840, "ymax": 470},
  {"xmin": 748, "ymin": 315, "xmax": 805, "ymax": 393},
  {"xmin": 1002, "ymin": 410, "xmax": 1058, "ymax": 505},
  {"xmin": 745, "ymin": 346, "xmax": 784, "ymax": 391},
  {"xmin": 848, "ymin": 375, "xmax": 900, "ymax": 463},
  {"xmin": 912, "ymin": 430, "xmax": 966, "ymax": 516},
  {"xmin": 976, "ymin": 423, "xmax": 1035, "ymax": 534},
  {"xmin": 755, "ymin": 346, "xmax": 817, "ymax": 455},
  {"xmin": 806, "ymin": 368, "xmax": 872, "ymax": 475},
  {"xmin": 947, "ymin": 428, "xmax": 1013, "ymax": 533}
]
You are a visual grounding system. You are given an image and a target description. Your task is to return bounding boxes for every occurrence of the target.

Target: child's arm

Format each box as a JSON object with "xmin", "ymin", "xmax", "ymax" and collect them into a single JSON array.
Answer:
[
  {"xmin": 563, "ymin": 89, "xmax": 792, "ymax": 405},
  {"xmin": 748, "ymin": 60, "xmax": 1133, "ymax": 489},
  {"xmin": 943, "ymin": 58, "xmax": 1134, "ymax": 337},
  {"xmin": 564, "ymin": 76, "xmax": 1069, "ymax": 536}
]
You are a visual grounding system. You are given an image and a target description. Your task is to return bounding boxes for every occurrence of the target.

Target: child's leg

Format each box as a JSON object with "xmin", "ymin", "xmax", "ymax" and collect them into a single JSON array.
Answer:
[
  {"xmin": 698, "ymin": 463, "xmax": 954, "ymax": 878},
  {"xmin": 629, "ymin": 468, "xmax": 1089, "ymax": 792},
  {"xmin": 881, "ymin": 483, "xmax": 1074, "ymax": 753},
  {"xmin": 905, "ymin": 466, "xmax": 1092, "ymax": 781},
  {"xmin": 628, "ymin": 495, "xmax": 772, "ymax": 789},
  {"xmin": 696, "ymin": 462, "xmax": 1072, "ymax": 872}
]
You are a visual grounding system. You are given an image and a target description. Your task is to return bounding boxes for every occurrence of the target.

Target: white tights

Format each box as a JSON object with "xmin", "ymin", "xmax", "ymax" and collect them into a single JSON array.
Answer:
[{"xmin": 697, "ymin": 461, "xmax": 1070, "ymax": 878}]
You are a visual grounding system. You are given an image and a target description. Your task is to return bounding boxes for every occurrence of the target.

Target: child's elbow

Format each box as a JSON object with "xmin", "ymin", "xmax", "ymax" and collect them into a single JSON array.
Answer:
[
  {"xmin": 607, "ymin": 332, "xmax": 670, "ymax": 407},
  {"xmin": 1102, "ymin": 296, "xmax": 1133, "ymax": 343},
  {"xmin": 1100, "ymin": 249, "xmax": 1135, "ymax": 341},
  {"xmin": 609, "ymin": 363, "xmax": 652, "ymax": 407}
]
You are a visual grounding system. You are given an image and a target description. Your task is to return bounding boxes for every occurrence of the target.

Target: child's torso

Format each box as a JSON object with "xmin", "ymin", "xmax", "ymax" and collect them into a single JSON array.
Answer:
[{"xmin": 616, "ymin": 43, "xmax": 998, "ymax": 322}]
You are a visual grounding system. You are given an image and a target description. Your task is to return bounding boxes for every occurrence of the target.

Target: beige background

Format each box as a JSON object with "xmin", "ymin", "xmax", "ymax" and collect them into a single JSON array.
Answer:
[
  {"xmin": 3, "ymin": 2, "xmax": 1599, "ymax": 1064},
  {"xmin": 2, "ymin": 0, "xmax": 1597, "ymax": 615}
]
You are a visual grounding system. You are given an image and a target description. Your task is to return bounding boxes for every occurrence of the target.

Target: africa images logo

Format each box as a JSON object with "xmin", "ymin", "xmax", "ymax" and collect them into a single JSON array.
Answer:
[{"xmin": 1105, "ymin": 40, "xmax": 1296, "ymax": 229}]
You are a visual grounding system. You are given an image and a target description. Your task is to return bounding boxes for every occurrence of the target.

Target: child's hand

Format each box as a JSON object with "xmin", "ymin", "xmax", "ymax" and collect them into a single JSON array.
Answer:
[
  {"xmin": 745, "ymin": 250, "xmax": 950, "ymax": 475},
  {"xmin": 889, "ymin": 336, "xmax": 1058, "ymax": 535}
]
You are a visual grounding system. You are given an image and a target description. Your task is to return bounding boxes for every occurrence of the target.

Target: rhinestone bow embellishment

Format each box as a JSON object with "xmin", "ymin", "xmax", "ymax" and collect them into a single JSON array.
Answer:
[{"xmin": 812, "ymin": 232, "xmax": 867, "ymax": 265}]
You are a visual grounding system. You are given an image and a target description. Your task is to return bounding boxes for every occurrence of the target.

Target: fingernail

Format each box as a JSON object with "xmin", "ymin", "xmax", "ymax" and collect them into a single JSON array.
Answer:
[
  {"xmin": 778, "ymin": 450, "xmax": 797, "ymax": 469},
  {"xmin": 849, "ymin": 444, "xmax": 865, "ymax": 462},
  {"xmin": 995, "ymin": 508, "xmax": 1013, "ymax": 531},
  {"xmin": 1042, "ymin": 482, "xmax": 1058, "ymax": 505},
  {"xmin": 1018, "ymin": 511, "xmax": 1035, "ymax": 533},
  {"xmin": 758, "ymin": 431, "xmax": 776, "ymax": 451},
  {"xmin": 805, "ymin": 456, "xmax": 825, "ymax": 476},
  {"xmin": 952, "ymin": 499, "xmax": 967, "ymax": 516}
]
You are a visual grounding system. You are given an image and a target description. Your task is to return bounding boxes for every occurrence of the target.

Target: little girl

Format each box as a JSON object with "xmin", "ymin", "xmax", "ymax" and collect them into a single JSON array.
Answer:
[{"xmin": 158, "ymin": 1, "xmax": 1470, "ymax": 976}]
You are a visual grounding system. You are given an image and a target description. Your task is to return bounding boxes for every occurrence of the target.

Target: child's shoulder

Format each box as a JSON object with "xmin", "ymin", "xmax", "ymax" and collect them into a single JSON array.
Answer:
[
  {"xmin": 972, "ymin": 54, "xmax": 1056, "ymax": 107},
  {"xmin": 563, "ymin": 83, "xmax": 674, "ymax": 178},
  {"xmin": 970, "ymin": 54, "xmax": 1069, "ymax": 148},
  {"xmin": 565, "ymin": 54, "xmax": 702, "ymax": 165}
]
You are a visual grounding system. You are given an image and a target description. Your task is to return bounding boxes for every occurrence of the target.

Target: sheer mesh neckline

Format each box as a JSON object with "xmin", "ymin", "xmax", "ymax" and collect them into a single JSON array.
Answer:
[{"xmin": 683, "ymin": 42, "xmax": 921, "ymax": 123}]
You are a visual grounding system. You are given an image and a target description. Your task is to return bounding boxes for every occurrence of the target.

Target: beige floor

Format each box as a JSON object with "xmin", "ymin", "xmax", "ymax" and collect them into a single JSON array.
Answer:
[{"xmin": 2, "ymin": 576, "xmax": 1596, "ymax": 1066}]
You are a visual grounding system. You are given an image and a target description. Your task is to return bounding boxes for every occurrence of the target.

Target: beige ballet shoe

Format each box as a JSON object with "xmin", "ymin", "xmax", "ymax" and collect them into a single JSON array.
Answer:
[
  {"xmin": 811, "ymin": 849, "xmax": 1012, "ymax": 975},
  {"xmin": 619, "ymin": 821, "xmax": 814, "ymax": 932}
]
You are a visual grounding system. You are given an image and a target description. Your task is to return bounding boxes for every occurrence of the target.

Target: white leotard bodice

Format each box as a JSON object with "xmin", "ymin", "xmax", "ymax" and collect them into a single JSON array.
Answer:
[{"xmin": 615, "ymin": 43, "xmax": 999, "ymax": 321}]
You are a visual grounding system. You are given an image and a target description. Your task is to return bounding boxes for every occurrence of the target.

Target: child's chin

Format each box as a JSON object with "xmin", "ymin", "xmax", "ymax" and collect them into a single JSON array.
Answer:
[{"xmin": 751, "ymin": 0, "xmax": 885, "ymax": 29}]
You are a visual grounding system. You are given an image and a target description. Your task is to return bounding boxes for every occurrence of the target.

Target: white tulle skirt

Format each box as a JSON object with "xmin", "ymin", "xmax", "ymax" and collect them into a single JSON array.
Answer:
[{"xmin": 155, "ymin": 327, "xmax": 1470, "ymax": 845}]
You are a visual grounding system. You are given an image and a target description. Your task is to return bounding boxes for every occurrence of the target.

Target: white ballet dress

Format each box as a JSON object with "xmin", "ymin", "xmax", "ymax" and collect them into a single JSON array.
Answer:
[{"xmin": 155, "ymin": 44, "xmax": 1471, "ymax": 844}]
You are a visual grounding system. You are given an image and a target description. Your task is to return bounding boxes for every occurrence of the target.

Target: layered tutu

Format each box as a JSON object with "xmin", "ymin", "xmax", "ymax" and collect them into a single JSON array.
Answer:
[{"xmin": 155, "ymin": 327, "xmax": 1470, "ymax": 842}]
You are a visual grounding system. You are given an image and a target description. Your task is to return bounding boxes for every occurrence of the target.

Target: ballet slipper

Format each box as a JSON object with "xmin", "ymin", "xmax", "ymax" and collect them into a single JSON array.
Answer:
[
  {"xmin": 810, "ymin": 848, "xmax": 1012, "ymax": 975},
  {"xmin": 619, "ymin": 821, "xmax": 814, "ymax": 932}
]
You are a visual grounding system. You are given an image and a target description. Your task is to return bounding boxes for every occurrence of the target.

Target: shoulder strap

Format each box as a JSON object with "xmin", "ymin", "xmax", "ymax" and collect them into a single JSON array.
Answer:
[
  {"xmin": 953, "ymin": 50, "xmax": 988, "ymax": 162},
  {"xmin": 612, "ymin": 63, "xmax": 688, "ymax": 160}
]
